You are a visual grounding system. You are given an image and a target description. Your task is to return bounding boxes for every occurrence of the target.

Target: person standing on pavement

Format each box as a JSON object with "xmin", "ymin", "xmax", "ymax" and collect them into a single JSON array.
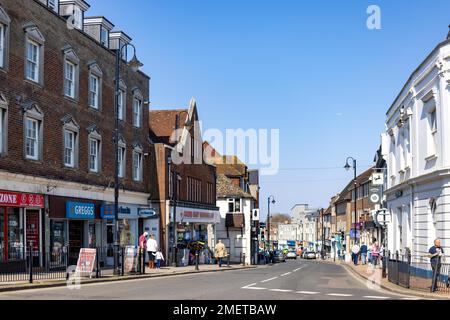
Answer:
[
  {"xmin": 351, "ymin": 243, "xmax": 360, "ymax": 265},
  {"xmin": 154, "ymin": 249, "xmax": 164, "ymax": 269},
  {"xmin": 146, "ymin": 234, "xmax": 158, "ymax": 269},
  {"xmin": 214, "ymin": 240, "xmax": 227, "ymax": 267},
  {"xmin": 429, "ymin": 239, "xmax": 445, "ymax": 292},
  {"xmin": 360, "ymin": 242, "xmax": 368, "ymax": 265},
  {"xmin": 371, "ymin": 241, "xmax": 380, "ymax": 267}
]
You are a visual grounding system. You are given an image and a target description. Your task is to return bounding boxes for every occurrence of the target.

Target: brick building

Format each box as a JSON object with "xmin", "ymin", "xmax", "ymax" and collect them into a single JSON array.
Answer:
[
  {"xmin": 0, "ymin": 0, "xmax": 150, "ymax": 266},
  {"xmin": 148, "ymin": 99, "xmax": 219, "ymax": 265}
]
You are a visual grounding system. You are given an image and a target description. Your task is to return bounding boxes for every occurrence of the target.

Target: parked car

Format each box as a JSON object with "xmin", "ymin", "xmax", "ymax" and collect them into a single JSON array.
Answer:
[
  {"xmin": 286, "ymin": 250, "xmax": 297, "ymax": 260},
  {"xmin": 273, "ymin": 250, "xmax": 286, "ymax": 263}
]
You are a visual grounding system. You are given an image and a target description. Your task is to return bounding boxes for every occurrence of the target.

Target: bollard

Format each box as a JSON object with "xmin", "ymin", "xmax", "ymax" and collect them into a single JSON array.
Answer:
[
  {"xmin": 142, "ymin": 249, "xmax": 146, "ymax": 274},
  {"xmin": 96, "ymin": 247, "xmax": 100, "ymax": 278},
  {"xmin": 28, "ymin": 243, "xmax": 33, "ymax": 284},
  {"xmin": 242, "ymin": 253, "xmax": 246, "ymax": 266},
  {"xmin": 227, "ymin": 253, "xmax": 230, "ymax": 267},
  {"xmin": 138, "ymin": 249, "xmax": 142, "ymax": 274},
  {"xmin": 121, "ymin": 247, "xmax": 125, "ymax": 276},
  {"xmin": 195, "ymin": 251, "xmax": 199, "ymax": 271}
]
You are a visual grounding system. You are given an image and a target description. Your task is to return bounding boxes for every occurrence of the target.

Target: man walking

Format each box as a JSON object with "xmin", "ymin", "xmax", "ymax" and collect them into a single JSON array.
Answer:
[
  {"xmin": 351, "ymin": 242, "xmax": 360, "ymax": 266},
  {"xmin": 360, "ymin": 242, "xmax": 368, "ymax": 265},
  {"xmin": 429, "ymin": 239, "xmax": 445, "ymax": 292},
  {"xmin": 214, "ymin": 240, "xmax": 227, "ymax": 267}
]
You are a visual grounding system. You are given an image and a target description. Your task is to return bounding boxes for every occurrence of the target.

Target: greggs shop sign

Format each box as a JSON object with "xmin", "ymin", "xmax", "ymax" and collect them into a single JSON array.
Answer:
[
  {"xmin": 0, "ymin": 191, "xmax": 44, "ymax": 208},
  {"xmin": 66, "ymin": 202, "xmax": 95, "ymax": 219}
]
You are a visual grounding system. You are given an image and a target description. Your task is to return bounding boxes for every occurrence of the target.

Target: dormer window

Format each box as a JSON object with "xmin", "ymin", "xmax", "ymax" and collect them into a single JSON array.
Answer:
[
  {"xmin": 100, "ymin": 27, "xmax": 108, "ymax": 47},
  {"xmin": 73, "ymin": 6, "xmax": 83, "ymax": 30}
]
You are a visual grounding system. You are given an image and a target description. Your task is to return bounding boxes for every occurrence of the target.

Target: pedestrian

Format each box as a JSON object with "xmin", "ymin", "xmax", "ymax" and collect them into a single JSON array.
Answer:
[
  {"xmin": 146, "ymin": 234, "xmax": 158, "ymax": 269},
  {"xmin": 368, "ymin": 244, "xmax": 373, "ymax": 265},
  {"xmin": 429, "ymin": 239, "xmax": 445, "ymax": 292},
  {"xmin": 214, "ymin": 239, "xmax": 227, "ymax": 267},
  {"xmin": 360, "ymin": 242, "xmax": 368, "ymax": 265},
  {"xmin": 351, "ymin": 243, "xmax": 360, "ymax": 265},
  {"xmin": 139, "ymin": 232, "xmax": 148, "ymax": 253},
  {"xmin": 371, "ymin": 241, "xmax": 380, "ymax": 267},
  {"xmin": 153, "ymin": 249, "xmax": 164, "ymax": 269}
]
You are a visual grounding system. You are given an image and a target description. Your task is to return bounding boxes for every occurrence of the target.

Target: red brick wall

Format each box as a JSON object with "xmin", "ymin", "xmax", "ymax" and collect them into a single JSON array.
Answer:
[{"xmin": 0, "ymin": 0, "xmax": 150, "ymax": 193}]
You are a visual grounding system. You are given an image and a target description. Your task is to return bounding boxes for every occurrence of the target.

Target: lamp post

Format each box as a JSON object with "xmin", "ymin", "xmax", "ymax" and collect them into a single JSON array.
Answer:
[
  {"xmin": 168, "ymin": 111, "xmax": 193, "ymax": 267},
  {"xmin": 114, "ymin": 43, "xmax": 143, "ymax": 275},
  {"xmin": 344, "ymin": 157, "xmax": 358, "ymax": 246},
  {"xmin": 266, "ymin": 195, "xmax": 276, "ymax": 251}
]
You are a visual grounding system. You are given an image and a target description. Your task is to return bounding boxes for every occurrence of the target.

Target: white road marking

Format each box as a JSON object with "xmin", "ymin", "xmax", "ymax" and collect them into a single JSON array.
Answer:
[
  {"xmin": 296, "ymin": 291, "xmax": 320, "ymax": 295},
  {"xmin": 363, "ymin": 296, "xmax": 390, "ymax": 299},
  {"xmin": 243, "ymin": 286, "xmax": 267, "ymax": 290},
  {"xmin": 241, "ymin": 283, "xmax": 258, "ymax": 289},
  {"xmin": 293, "ymin": 266, "xmax": 304, "ymax": 272},
  {"xmin": 281, "ymin": 272, "xmax": 292, "ymax": 277},
  {"xmin": 326, "ymin": 293, "xmax": 354, "ymax": 297},
  {"xmin": 261, "ymin": 277, "xmax": 278, "ymax": 283},
  {"xmin": 401, "ymin": 297, "xmax": 419, "ymax": 300},
  {"xmin": 269, "ymin": 289, "xmax": 293, "ymax": 293}
]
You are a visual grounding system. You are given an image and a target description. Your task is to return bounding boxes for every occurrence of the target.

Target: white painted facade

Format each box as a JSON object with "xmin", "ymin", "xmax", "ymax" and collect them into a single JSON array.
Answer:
[
  {"xmin": 277, "ymin": 224, "xmax": 301, "ymax": 242},
  {"xmin": 384, "ymin": 39, "xmax": 450, "ymax": 263},
  {"xmin": 213, "ymin": 198, "xmax": 254, "ymax": 265}
]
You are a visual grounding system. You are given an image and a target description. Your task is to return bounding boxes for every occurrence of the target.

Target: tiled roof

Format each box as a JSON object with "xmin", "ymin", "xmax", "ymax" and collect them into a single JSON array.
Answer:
[
  {"xmin": 149, "ymin": 109, "xmax": 188, "ymax": 144},
  {"xmin": 335, "ymin": 166, "xmax": 375, "ymax": 203},
  {"xmin": 216, "ymin": 174, "xmax": 254, "ymax": 199}
]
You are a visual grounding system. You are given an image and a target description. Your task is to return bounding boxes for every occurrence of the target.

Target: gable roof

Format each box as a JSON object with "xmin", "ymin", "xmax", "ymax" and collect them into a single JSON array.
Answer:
[{"xmin": 216, "ymin": 174, "xmax": 254, "ymax": 199}]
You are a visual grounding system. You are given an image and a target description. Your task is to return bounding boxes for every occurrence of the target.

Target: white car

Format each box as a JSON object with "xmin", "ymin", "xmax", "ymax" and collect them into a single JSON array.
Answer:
[
  {"xmin": 286, "ymin": 250, "xmax": 297, "ymax": 259},
  {"xmin": 305, "ymin": 251, "xmax": 317, "ymax": 259}
]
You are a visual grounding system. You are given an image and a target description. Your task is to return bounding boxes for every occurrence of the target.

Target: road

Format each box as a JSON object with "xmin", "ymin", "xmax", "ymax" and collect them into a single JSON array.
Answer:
[{"xmin": 0, "ymin": 260, "xmax": 420, "ymax": 300}]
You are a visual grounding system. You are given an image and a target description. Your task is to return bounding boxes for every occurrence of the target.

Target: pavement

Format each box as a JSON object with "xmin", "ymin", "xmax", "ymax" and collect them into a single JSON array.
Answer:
[
  {"xmin": 0, "ymin": 263, "xmax": 253, "ymax": 293},
  {"xmin": 0, "ymin": 259, "xmax": 422, "ymax": 300},
  {"xmin": 315, "ymin": 257, "xmax": 450, "ymax": 300}
]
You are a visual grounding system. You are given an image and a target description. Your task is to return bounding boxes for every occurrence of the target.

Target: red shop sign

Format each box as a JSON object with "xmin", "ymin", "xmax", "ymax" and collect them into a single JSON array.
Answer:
[{"xmin": 0, "ymin": 191, "xmax": 44, "ymax": 208}]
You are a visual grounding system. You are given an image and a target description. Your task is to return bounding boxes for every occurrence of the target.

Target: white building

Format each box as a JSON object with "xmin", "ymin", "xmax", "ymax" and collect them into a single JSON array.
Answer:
[
  {"xmin": 277, "ymin": 224, "xmax": 301, "ymax": 243},
  {"xmin": 212, "ymin": 174, "xmax": 256, "ymax": 265},
  {"xmin": 383, "ymin": 34, "xmax": 450, "ymax": 263},
  {"xmin": 291, "ymin": 204, "xmax": 319, "ymax": 249}
]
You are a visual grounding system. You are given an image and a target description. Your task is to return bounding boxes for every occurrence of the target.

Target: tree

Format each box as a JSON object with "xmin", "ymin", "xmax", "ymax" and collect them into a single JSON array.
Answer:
[{"xmin": 270, "ymin": 213, "xmax": 292, "ymax": 224}]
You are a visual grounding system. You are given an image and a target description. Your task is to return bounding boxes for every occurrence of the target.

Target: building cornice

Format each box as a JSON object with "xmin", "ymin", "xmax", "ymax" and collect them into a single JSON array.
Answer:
[{"xmin": 384, "ymin": 168, "xmax": 450, "ymax": 195}]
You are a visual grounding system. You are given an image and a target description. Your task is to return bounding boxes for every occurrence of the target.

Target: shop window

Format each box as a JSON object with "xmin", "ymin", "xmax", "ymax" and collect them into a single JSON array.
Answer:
[
  {"xmin": 0, "ymin": 207, "xmax": 24, "ymax": 262},
  {"xmin": 50, "ymin": 220, "xmax": 67, "ymax": 251}
]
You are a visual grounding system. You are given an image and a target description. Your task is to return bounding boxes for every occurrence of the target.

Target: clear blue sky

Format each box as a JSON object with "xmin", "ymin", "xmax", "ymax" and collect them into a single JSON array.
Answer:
[{"xmin": 90, "ymin": 0, "xmax": 450, "ymax": 218}]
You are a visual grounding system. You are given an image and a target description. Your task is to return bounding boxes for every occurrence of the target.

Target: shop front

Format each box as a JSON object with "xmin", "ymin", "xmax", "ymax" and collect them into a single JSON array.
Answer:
[
  {"xmin": 100, "ymin": 203, "xmax": 142, "ymax": 267},
  {"xmin": 171, "ymin": 206, "xmax": 220, "ymax": 266},
  {"xmin": 48, "ymin": 196, "xmax": 102, "ymax": 266},
  {"xmin": 0, "ymin": 190, "xmax": 44, "ymax": 263}
]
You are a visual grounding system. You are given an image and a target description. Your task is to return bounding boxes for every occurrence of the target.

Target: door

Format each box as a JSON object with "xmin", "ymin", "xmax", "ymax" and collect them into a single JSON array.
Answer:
[
  {"xmin": 68, "ymin": 220, "xmax": 84, "ymax": 265},
  {"xmin": 106, "ymin": 223, "xmax": 114, "ymax": 266}
]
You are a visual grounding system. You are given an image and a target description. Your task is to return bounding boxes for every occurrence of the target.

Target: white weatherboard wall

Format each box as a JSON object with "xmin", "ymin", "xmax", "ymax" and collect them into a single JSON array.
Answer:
[
  {"xmin": 215, "ymin": 198, "xmax": 253, "ymax": 265},
  {"xmin": 384, "ymin": 39, "xmax": 450, "ymax": 265}
]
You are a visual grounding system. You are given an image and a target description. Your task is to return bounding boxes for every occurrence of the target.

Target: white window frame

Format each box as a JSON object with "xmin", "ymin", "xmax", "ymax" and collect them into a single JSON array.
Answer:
[
  {"xmin": 64, "ymin": 129, "xmax": 75, "ymax": 167},
  {"xmin": 73, "ymin": 6, "xmax": 83, "ymax": 30},
  {"xmin": 118, "ymin": 138, "xmax": 126, "ymax": 178},
  {"xmin": 26, "ymin": 40, "xmax": 39, "ymax": 82},
  {"xmin": 89, "ymin": 74, "xmax": 99, "ymax": 108},
  {"xmin": 427, "ymin": 107, "xmax": 437, "ymax": 159},
  {"xmin": 25, "ymin": 117, "xmax": 39, "ymax": 160},
  {"xmin": 100, "ymin": 27, "xmax": 108, "ymax": 47},
  {"xmin": 132, "ymin": 149, "xmax": 143, "ymax": 181},
  {"xmin": 0, "ymin": 6, "xmax": 10, "ymax": 70},
  {"xmin": 64, "ymin": 61, "xmax": 75, "ymax": 98},
  {"xmin": 24, "ymin": 25, "xmax": 45, "ymax": 85},
  {"xmin": 118, "ymin": 89, "xmax": 125, "ymax": 120},
  {"xmin": 227, "ymin": 198, "xmax": 241, "ymax": 213},
  {"xmin": 89, "ymin": 138, "xmax": 100, "ymax": 172},
  {"xmin": 133, "ymin": 98, "xmax": 142, "ymax": 128}
]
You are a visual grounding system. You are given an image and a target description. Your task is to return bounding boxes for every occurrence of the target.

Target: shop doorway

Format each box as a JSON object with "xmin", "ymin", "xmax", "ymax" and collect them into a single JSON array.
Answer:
[
  {"xmin": 1, "ymin": 207, "xmax": 24, "ymax": 263},
  {"xmin": 106, "ymin": 222, "xmax": 114, "ymax": 266},
  {"xmin": 68, "ymin": 220, "xmax": 84, "ymax": 265}
]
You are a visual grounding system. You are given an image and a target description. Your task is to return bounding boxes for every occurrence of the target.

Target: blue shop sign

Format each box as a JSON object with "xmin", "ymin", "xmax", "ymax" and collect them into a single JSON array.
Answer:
[
  {"xmin": 100, "ymin": 205, "xmax": 115, "ymax": 220},
  {"xmin": 138, "ymin": 208, "xmax": 157, "ymax": 217},
  {"xmin": 100, "ymin": 205, "xmax": 132, "ymax": 219},
  {"xmin": 66, "ymin": 202, "xmax": 95, "ymax": 220}
]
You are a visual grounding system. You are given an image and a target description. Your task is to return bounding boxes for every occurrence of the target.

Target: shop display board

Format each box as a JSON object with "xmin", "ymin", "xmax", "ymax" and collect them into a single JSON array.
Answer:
[
  {"xmin": 124, "ymin": 246, "xmax": 138, "ymax": 273},
  {"xmin": 76, "ymin": 248, "xmax": 97, "ymax": 277}
]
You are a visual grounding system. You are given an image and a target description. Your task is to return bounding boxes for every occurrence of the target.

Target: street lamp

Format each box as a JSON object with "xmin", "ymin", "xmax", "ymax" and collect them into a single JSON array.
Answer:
[
  {"xmin": 344, "ymin": 157, "xmax": 358, "ymax": 246},
  {"xmin": 169, "ymin": 110, "xmax": 193, "ymax": 267},
  {"xmin": 114, "ymin": 43, "xmax": 143, "ymax": 275},
  {"xmin": 266, "ymin": 195, "xmax": 276, "ymax": 251}
]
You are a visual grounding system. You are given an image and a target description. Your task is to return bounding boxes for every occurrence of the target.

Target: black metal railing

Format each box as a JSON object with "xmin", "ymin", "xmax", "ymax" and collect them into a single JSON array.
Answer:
[{"xmin": 387, "ymin": 251, "xmax": 450, "ymax": 294}]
